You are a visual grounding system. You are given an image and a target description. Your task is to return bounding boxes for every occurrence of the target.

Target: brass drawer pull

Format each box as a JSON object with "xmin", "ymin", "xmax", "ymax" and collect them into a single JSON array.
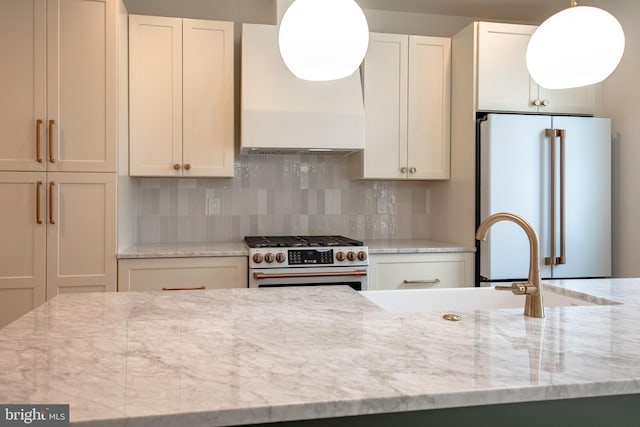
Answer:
[
  {"xmin": 402, "ymin": 278, "xmax": 440, "ymax": 285},
  {"xmin": 161, "ymin": 286, "xmax": 206, "ymax": 291}
]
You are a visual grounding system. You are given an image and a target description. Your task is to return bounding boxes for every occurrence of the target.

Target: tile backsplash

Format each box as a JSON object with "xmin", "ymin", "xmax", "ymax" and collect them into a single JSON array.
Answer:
[{"xmin": 135, "ymin": 154, "xmax": 431, "ymax": 244}]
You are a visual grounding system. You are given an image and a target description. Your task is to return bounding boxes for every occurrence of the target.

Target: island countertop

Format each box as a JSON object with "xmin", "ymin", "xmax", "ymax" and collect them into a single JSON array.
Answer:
[{"xmin": 1, "ymin": 279, "xmax": 639, "ymax": 426}]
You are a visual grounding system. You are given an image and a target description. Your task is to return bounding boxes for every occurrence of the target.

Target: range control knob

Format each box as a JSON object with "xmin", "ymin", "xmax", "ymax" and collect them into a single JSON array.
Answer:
[
  {"xmin": 357, "ymin": 251, "xmax": 368, "ymax": 261},
  {"xmin": 276, "ymin": 253, "xmax": 286, "ymax": 263},
  {"xmin": 346, "ymin": 251, "xmax": 356, "ymax": 261},
  {"xmin": 336, "ymin": 251, "xmax": 345, "ymax": 261},
  {"xmin": 265, "ymin": 253, "xmax": 275, "ymax": 263},
  {"xmin": 252, "ymin": 253, "xmax": 264, "ymax": 264}
]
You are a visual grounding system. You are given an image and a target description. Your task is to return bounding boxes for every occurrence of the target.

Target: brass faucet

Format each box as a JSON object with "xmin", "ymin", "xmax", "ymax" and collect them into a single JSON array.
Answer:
[{"xmin": 476, "ymin": 212, "xmax": 545, "ymax": 318}]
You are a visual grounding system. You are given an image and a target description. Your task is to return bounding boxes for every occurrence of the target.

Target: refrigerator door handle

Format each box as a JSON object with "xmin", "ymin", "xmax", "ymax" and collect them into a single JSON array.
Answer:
[
  {"xmin": 544, "ymin": 128, "xmax": 558, "ymax": 266},
  {"xmin": 558, "ymin": 129, "xmax": 567, "ymax": 265}
]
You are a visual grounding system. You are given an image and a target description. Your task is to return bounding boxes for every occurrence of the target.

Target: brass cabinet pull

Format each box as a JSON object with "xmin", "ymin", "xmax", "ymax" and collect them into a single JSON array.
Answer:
[
  {"xmin": 409, "ymin": 167, "xmax": 417, "ymax": 174},
  {"xmin": 162, "ymin": 286, "xmax": 205, "ymax": 291},
  {"xmin": 36, "ymin": 119, "xmax": 43, "ymax": 163},
  {"xmin": 558, "ymin": 129, "xmax": 566, "ymax": 265},
  {"xmin": 400, "ymin": 167, "xmax": 408, "ymax": 174},
  {"xmin": 183, "ymin": 163, "xmax": 191, "ymax": 171},
  {"xmin": 402, "ymin": 278, "xmax": 440, "ymax": 285},
  {"xmin": 48, "ymin": 119, "xmax": 55, "ymax": 163},
  {"xmin": 48, "ymin": 181, "xmax": 55, "ymax": 224},
  {"xmin": 36, "ymin": 181, "xmax": 43, "ymax": 224},
  {"xmin": 173, "ymin": 163, "xmax": 181, "ymax": 170}
]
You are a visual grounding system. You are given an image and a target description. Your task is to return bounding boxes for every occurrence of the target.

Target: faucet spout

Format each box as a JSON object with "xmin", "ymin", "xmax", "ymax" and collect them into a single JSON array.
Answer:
[{"xmin": 476, "ymin": 212, "xmax": 544, "ymax": 318}]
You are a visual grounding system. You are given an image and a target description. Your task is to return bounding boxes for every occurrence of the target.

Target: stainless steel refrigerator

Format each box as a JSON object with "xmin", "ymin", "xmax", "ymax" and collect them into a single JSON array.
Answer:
[{"xmin": 478, "ymin": 113, "xmax": 611, "ymax": 282}]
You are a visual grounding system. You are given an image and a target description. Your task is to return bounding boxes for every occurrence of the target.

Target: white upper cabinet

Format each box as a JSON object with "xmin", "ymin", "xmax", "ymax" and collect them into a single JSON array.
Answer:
[
  {"xmin": 476, "ymin": 22, "xmax": 597, "ymax": 115},
  {"xmin": 353, "ymin": 33, "xmax": 450, "ymax": 180},
  {"xmin": 0, "ymin": 0, "xmax": 116, "ymax": 173},
  {"xmin": 129, "ymin": 15, "xmax": 234, "ymax": 177}
]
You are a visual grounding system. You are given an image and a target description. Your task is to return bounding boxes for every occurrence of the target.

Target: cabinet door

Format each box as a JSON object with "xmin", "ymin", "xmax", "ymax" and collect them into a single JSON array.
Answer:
[
  {"xmin": 361, "ymin": 33, "xmax": 408, "ymax": 179},
  {"xmin": 538, "ymin": 85, "xmax": 597, "ymax": 115},
  {"xmin": 0, "ymin": 172, "xmax": 46, "ymax": 328},
  {"xmin": 408, "ymin": 36, "xmax": 450, "ymax": 180},
  {"xmin": 477, "ymin": 22, "xmax": 537, "ymax": 113},
  {"xmin": 47, "ymin": 0, "xmax": 116, "ymax": 172},
  {"xmin": 118, "ymin": 257, "xmax": 248, "ymax": 291},
  {"xmin": 0, "ymin": 0, "xmax": 46, "ymax": 172},
  {"xmin": 183, "ymin": 19, "xmax": 234, "ymax": 177},
  {"xmin": 46, "ymin": 172, "xmax": 116, "ymax": 297},
  {"xmin": 477, "ymin": 22, "xmax": 598, "ymax": 115},
  {"xmin": 129, "ymin": 15, "xmax": 183, "ymax": 176},
  {"xmin": 368, "ymin": 253, "xmax": 474, "ymax": 290}
]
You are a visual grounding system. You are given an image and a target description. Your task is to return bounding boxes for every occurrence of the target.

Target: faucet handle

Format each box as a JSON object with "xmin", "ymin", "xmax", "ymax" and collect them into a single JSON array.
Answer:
[{"xmin": 495, "ymin": 283, "xmax": 535, "ymax": 295}]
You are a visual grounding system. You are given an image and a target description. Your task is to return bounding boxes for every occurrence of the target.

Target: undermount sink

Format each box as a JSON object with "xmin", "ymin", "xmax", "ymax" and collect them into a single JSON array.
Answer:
[{"xmin": 362, "ymin": 286, "xmax": 608, "ymax": 314}]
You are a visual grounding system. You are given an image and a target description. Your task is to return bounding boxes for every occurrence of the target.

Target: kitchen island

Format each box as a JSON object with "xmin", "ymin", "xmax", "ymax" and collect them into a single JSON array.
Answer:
[{"xmin": 1, "ymin": 279, "xmax": 639, "ymax": 426}]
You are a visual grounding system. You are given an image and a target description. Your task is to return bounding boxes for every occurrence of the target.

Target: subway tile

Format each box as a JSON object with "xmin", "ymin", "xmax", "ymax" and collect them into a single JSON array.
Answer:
[{"xmin": 134, "ymin": 155, "xmax": 433, "ymax": 243}]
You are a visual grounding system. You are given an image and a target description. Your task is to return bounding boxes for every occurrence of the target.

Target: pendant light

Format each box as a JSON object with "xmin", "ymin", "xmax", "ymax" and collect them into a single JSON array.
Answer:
[
  {"xmin": 526, "ymin": 1, "xmax": 624, "ymax": 89},
  {"xmin": 278, "ymin": 0, "xmax": 369, "ymax": 81}
]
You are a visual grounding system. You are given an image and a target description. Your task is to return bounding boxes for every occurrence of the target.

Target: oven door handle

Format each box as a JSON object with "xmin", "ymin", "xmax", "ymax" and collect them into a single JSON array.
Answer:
[{"xmin": 252, "ymin": 270, "xmax": 368, "ymax": 280}]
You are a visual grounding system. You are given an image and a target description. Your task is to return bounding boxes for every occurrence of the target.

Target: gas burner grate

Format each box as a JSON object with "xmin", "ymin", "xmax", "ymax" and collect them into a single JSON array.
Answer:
[{"xmin": 244, "ymin": 235, "xmax": 363, "ymax": 248}]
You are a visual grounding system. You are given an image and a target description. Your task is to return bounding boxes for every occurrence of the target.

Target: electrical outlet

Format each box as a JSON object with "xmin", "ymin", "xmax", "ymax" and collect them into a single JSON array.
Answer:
[{"xmin": 207, "ymin": 197, "xmax": 221, "ymax": 215}]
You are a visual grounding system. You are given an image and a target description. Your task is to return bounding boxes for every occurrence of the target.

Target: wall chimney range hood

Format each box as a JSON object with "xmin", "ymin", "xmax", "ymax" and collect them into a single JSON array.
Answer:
[{"xmin": 241, "ymin": 24, "xmax": 365, "ymax": 154}]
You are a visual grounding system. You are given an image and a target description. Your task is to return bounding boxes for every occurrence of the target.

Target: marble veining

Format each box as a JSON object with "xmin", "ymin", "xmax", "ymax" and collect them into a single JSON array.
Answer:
[
  {"xmin": 1, "ymin": 279, "xmax": 640, "ymax": 426},
  {"xmin": 117, "ymin": 242, "xmax": 249, "ymax": 258}
]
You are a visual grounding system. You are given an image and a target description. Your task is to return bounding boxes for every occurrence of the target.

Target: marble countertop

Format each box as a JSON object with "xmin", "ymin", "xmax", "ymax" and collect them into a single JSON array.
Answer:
[
  {"xmin": 365, "ymin": 239, "xmax": 476, "ymax": 254},
  {"xmin": 117, "ymin": 240, "xmax": 475, "ymax": 259},
  {"xmin": 117, "ymin": 242, "xmax": 249, "ymax": 258},
  {"xmin": 2, "ymin": 279, "xmax": 639, "ymax": 426}
]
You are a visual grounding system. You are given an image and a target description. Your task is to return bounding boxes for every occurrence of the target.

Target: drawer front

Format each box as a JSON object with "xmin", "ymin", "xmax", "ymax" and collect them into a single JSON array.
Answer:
[
  {"xmin": 369, "ymin": 253, "xmax": 473, "ymax": 290},
  {"xmin": 118, "ymin": 257, "xmax": 248, "ymax": 292}
]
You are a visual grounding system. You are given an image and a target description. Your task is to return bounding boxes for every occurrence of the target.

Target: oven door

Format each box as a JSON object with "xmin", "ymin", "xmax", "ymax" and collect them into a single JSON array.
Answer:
[{"xmin": 249, "ymin": 266, "xmax": 368, "ymax": 291}]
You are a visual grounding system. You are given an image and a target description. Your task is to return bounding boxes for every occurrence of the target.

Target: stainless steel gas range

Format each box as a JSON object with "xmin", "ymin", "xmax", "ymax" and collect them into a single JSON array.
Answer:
[{"xmin": 244, "ymin": 235, "xmax": 369, "ymax": 290}]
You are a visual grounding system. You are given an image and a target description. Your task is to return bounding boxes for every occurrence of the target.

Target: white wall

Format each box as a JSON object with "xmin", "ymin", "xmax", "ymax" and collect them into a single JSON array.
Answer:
[{"xmin": 596, "ymin": 0, "xmax": 640, "ymax": 277}]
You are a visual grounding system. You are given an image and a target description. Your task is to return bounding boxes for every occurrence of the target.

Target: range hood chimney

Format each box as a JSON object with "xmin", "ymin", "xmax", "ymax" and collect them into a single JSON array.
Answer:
[{"xmin": 240, "ymin": 23, "xmax": 365, "ymax": 154}]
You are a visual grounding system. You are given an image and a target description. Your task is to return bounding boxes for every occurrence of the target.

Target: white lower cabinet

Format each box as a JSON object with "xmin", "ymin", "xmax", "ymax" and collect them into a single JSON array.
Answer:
[
  {"xmin": 0, "ymin": 172, "xmax": 116, "ymax": 328},
  {"xmin": 118, "ymin": 257, "xmax": 248, "ymax": 292},
  {"xmin": 368, "ymin": 253, "xmax": 474, "ymax": 290}
]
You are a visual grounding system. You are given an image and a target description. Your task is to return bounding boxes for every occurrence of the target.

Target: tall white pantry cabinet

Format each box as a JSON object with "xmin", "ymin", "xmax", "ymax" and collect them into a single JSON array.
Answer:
[{"xmin": 0, "ymin": 0, "xmax": 117, "ymax": 328}]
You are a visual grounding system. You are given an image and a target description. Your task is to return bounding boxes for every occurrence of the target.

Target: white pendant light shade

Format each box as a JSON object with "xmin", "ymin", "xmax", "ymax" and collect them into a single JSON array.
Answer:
[
  {"xmin": 526, "ymin": 6, "xmax": 625, "ymax": 89},
  {"xmin": 278, "ymin": 0, "xmax": 369, "ymax": 81}
]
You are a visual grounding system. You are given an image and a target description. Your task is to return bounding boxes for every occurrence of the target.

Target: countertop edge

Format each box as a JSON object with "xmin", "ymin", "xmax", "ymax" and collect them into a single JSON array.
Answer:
[
  {"xmin": 73, "ymin": 380, "xmax": 639, "ymax": 427},
  {"xmin": 117, "ymin": 240, "xmax": 476, "ymax": 259}
]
